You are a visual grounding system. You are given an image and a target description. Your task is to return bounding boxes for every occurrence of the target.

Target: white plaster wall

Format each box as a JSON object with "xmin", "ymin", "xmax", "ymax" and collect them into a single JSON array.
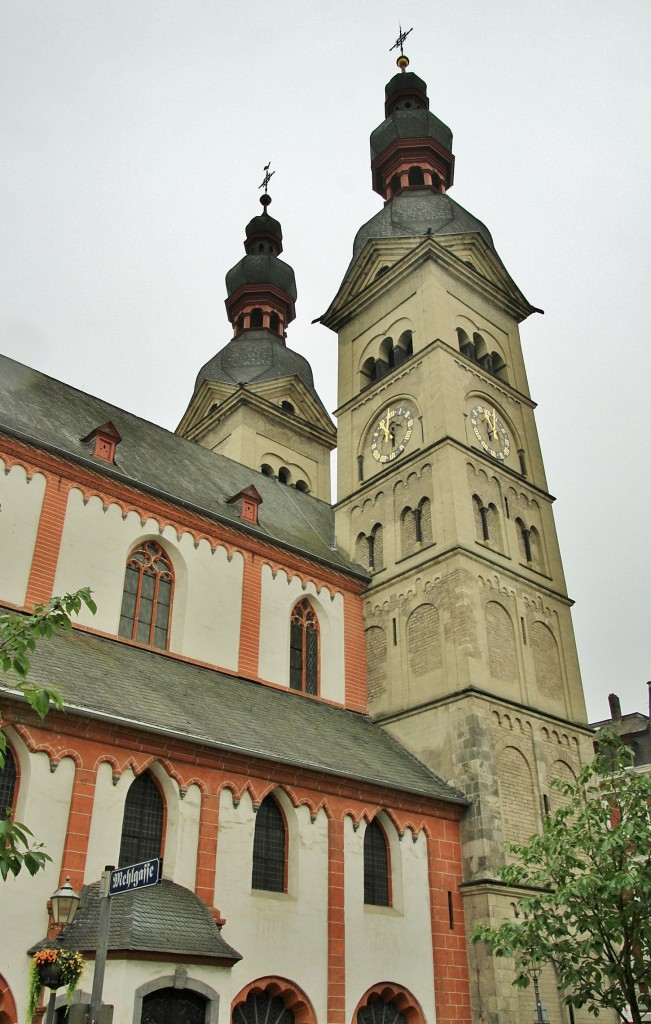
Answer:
[
  {"xmin": 85, "ymin": 764, "xmax": 200, "ymax": 890},
  {"xmin": 53, "ymin": 493, "xmax": 243, "ymax": 670},
  {"xmin": 0, "ymin": 462, "xmax": 46, "ymax": 606},
  {"xmin": 0, "ymin": 733, "xmax": 75, "ymax": 1023},
  {"xmin": 258, "ymin": 565, "xmax": 345, "ymax": 703},
  {"xmin": 215, "ymin": 788, "xmax": 329, "ymax": 1022},
  {"xmin": 344, "ymin": 816, "xmax": 437, "ymax": 1022},
  {"xmin": 85, "ymin": 760, "xmax": 131, "ymax": 881},
  {"xmin": 80, "ymin": 958, "xmax": 234, "ymax": 1024}
]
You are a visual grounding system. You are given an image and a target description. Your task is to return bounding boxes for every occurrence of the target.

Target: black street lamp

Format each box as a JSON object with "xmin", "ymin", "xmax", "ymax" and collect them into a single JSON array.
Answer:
[
  {"xmin": 42, "ymin": 878, "xmax": 81, "ymax": 1024},
  {"xmin": 527, "ymin": 962, "xmax": 547, "ymax": 1024}
]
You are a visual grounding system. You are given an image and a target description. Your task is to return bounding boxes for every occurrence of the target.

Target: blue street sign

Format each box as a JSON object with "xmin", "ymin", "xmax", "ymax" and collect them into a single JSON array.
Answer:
[{"xmin": 108, "ymin": 857, "xmax": 163, "ymax": 896}]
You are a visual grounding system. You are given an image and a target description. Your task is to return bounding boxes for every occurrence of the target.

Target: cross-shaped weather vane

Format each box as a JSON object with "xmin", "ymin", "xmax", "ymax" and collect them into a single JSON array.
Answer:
[
  {"xmin": 259, "ymin": 162, "xmax": 275, "ymax": 194},
  {"xmin": 390, "ymin": 24, "xmax": 413, "ymax": 57}
]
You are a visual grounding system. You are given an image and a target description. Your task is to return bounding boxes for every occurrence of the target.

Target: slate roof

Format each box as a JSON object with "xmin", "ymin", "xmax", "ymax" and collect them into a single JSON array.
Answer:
[
  {"xmin": 0, "ymin": 354, "xmax": 359, "ymax": 578},
  {"xmin": 30, "ymin": 880, "xmax": 241, "ymax": 962},
  {"xmin": 348, "ymin": 191, "xmax": 495, "ymax": 272},
  {"xmin": 194, "ymin": 329, "xmax": 323, "ymax": 405},
  {"xmin": 7, "ymin": 624, "xmax": 466, "ymax": 806}
]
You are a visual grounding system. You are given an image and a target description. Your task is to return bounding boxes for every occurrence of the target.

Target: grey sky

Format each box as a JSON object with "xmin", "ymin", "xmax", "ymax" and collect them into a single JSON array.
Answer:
[{"xmin": 1, "ymin": 1, "xmax": 649, "ymax": 722}]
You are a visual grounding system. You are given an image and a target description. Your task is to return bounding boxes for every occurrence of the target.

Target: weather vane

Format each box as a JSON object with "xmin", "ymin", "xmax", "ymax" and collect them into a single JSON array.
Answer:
[
  {"xmin": 259, "ymin": 162, "xmax": 275, "ymax": 195},
  {"xmin": 390, "ymin": 24, "xmax": 413, "ymax": 71}
]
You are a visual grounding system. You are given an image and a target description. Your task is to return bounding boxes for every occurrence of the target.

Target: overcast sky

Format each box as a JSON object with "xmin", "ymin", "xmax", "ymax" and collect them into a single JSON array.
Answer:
[{"xmin": 1, "ymin": 1, "xmax": 649, "ymax": 723}]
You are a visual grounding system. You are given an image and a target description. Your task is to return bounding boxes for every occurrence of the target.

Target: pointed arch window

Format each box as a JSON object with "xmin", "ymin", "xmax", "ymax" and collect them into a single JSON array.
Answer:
[
  {"xmin": 118, "ymin": 541, "xmax": 174, "ymax": 650},
  {"xmin": 0, "ymin": 744, "xmax": 17, "ymax": 817},
  {"xmin": 364, "ymin": 819, "xmax": 390, "ymax": 906},
  {"xmin": 252, "ymin": 795, "xmax": 286, "ymax": 892},
  {"xmin": 289, "ymin": 599, "xmax": 319, "ymax": 695},
  {"xmin": 119, "ymin": 771, "xmax": 164, "ymax": 867}
]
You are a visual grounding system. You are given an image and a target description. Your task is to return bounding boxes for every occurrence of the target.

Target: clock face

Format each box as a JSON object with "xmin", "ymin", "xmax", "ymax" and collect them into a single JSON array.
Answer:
[
  {"xmin": 470, "ymin": 405, "xmax": 510, "ymax": 460},
  {"xmin": 371, "ymin": 405, "xmax": 415, "ymax": 463}
]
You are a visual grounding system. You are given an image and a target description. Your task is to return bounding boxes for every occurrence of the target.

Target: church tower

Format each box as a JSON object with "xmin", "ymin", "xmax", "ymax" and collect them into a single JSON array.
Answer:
[
  {"xmin": 178, "ymin": 183, "xmax": 336, "ymax": 501},
  {"xmin": 321, "ymin": 45, "xmax": 596, "ymax": 1024}
]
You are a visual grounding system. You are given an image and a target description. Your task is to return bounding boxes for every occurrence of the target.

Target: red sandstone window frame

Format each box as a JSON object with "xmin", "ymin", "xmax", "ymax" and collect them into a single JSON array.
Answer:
[
  {"xmin": 289, "ymin": 599, "xmax": 320, "ymax": 696},
  {"xmin": 118, "ymin": 540, "xmax": 174, "ymax": 650}
]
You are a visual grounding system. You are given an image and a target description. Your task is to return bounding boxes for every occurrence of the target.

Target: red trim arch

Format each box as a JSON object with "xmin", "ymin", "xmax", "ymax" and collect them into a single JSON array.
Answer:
[
  {"xmin": 231, "ymin": 977, "xmax": 316, "ymax": 1024},
  {"xmin": 0, "ymin": 974, "xmax": 18, "ymax": 1024},
  {"xmin": 352, "ymin": 983, "xmax": 426, "ymax": 1024}
]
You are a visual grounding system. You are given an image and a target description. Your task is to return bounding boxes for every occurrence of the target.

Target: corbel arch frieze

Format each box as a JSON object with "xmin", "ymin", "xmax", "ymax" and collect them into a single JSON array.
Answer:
[
  {"xmin": 74, "ymin": 486, "xmax": 240, "ymax": 559},
  {"xmin": 0, "ymin": 451, "xmax": 49, "ymax": 485},
  {"xmin": 9, "ymin": 724, "xmax": 84, "ymax": 769},
  {"xmin": 260, "ymin": 559, "xmax": 343, "ymax": 601}
]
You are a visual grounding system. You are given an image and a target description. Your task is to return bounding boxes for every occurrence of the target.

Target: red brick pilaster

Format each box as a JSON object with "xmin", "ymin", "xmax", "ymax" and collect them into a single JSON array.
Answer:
[
  {"xmin": 427, "ymin": 821, "xmax": 472, "ymax": 1023},
  {"xmin": 25, "ymin": 474, "xmax": 71, "ymax": 607},
  {"xmin": 343, "ymin": 591, "xmax": 367, "ymax": 712},
  {"xmin": 59, "ymin": 764, "xmax": 97, "ymax": 892},
  {"xmin": 327, "ymin": 810, "xmax": 346, "ymax": 1024},
  {"xmin": 238, "ymin": 553, "xmax": 262, "ymax": 678},
  {"xmin": 195, "ymin": 789, "xmax": 220, "ymax": 909}
]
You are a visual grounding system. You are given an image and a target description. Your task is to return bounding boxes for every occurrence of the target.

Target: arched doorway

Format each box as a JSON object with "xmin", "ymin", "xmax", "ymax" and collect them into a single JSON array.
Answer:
[{"xmin": 141, "ymin": 987, "xmax": 207, "ymax": 1024}]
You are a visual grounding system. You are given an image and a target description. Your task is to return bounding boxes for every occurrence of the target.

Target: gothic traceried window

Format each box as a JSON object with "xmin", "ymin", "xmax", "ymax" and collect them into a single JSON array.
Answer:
[
  {"xmin": 252, "ymin": 795, "xmax": 286, "ymax": 892},
  {"xmin": 289, "ymin": 599, "xmax": 319, "ymax": 695},
  {"xmin": 0, "ymin": 743, "xmax": 17, "ymax": 817},
  {"xmin": 118, "ymin": 771, "xmax": 164, "ymax": 868},
  {"xmin": 364, "ymin": 819, "xmax": 390, "ymax": 906},
  {"xmin": 118, "ymin": 541, "xmax": 174, "ymax": 650}
]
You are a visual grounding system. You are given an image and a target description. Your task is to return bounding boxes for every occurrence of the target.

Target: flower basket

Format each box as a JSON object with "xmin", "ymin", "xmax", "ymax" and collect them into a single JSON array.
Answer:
[{"xmin": 27, "ymin": 949, "xmax": 86, "ymax": 1023}]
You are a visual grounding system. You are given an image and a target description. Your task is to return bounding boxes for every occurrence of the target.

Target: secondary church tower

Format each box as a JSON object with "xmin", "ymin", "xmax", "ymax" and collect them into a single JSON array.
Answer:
[{"xmin": 321, "ymin": 47, "xmax": 595, "ymax": 1023}]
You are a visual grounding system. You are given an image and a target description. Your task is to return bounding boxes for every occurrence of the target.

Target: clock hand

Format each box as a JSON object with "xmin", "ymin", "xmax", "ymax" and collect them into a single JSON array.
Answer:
[{"xmin": 379, "ymin": 417, "xmax": 390, "ymax": 441}]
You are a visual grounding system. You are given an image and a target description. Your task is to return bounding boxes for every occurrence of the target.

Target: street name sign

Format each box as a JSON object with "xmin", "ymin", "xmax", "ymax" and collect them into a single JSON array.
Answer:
[{"xmin": 108, "ymin": 857, "xmax": 163, "ymax": 896}]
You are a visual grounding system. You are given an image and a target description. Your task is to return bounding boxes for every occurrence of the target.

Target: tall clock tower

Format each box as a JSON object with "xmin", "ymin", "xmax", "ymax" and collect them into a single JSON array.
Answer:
[{"xmin": 321, "ymin": 53, "xmax": 596, "ymax": 1024}]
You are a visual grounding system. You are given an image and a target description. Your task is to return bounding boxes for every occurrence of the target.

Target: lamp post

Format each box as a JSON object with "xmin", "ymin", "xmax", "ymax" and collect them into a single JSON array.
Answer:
[
  {"xmin": 527, "ymin": 962, "xmax": 546, "ymax": 1024},
  {"xmin": 42, "ymin": 878, "xmax": 81, "ymax": 1024}
]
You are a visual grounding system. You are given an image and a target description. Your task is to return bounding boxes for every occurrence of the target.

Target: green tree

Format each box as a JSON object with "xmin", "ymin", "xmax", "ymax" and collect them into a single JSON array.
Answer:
[
  {"xmin": 0, "ymin": 590, "xmax": 96, "ymax": 880},
  {"xmin": 472, "ymin": 735, "xmax": 651, "ymax": 1023}
]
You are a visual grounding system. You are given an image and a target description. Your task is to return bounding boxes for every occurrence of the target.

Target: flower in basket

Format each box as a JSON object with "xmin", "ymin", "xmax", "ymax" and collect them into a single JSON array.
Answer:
[{"xmin": 27, "ymin": 948, "xmax": 86, "ymax": 1022}]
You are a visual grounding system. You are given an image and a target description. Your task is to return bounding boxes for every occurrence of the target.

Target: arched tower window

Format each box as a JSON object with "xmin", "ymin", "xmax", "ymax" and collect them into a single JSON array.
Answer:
[
  {"xmin": 370, "ymin": 524, "xmax": 384, "ymax": 571},
  {"xmin": 118, "ymin": 541, "xmax": 174, "ymax": 650},
  {"xmin": 119, "ymin": 771, "xmax": 164, "ymax": 867},
  {"xmin": 260, "ymin": 463, "xmax": 274, "ymax": 477},
  {"xmin": 278, "ymin": 466, "xmax": 291, "ymax": 485},
  {"xmin": 408, "ymin": 166, "xmax": 424, "ymax": 187},
  {"xmin": 289, "ymin": 599, "xmax": 319, "ymax": 695},
  {"xmin": 250, "ymin": 307, "xmax": 264, "ymax": 329},
  {"xmin": 270, "ymin": 312, "xmax": 280, "ymax": 334},
  {"xmin": 389, "ymin": 173, "xmax": 401, "ymax": 196},
  {"xmin": 364, "ymin": 819, "xmax": 390, "ymax": 906},
  {"xmin": 0, "ymin": 744, "xmax": 17, "ymax": 817},
  {"xmin": 252, "ymin": 795, "xmax": 286, "ymax": 892}
]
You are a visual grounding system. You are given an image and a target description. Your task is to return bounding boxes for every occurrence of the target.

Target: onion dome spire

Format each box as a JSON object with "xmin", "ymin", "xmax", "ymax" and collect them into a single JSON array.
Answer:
[
  {"xmin": 224, "ymin": 164, "xmax": 297, "ymax": 338},
  {"xmin": 371, "ymin": 28, "xmax": 455, "ymax": 202}
]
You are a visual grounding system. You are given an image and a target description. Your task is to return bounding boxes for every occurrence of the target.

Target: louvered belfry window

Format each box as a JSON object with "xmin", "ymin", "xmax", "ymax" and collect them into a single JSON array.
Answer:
[
  {"xmin": 289, "ymin": 599, "xmax": 319, "ymax": 694},
  {"xmin": 251, "ymin": 795, "xmax": 286, "ymax": 892},
  {"xmin": 364, "ymin": 819, "xmax": 390, "ymax": 906},
  {"xmin": 118, "ymin": 541, "xmax": 174, "ymax": 649}
]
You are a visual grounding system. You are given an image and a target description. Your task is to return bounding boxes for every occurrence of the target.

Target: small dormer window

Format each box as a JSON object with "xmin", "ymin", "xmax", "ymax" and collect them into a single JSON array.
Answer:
[
  {"xmin": 226, "ymin": 484, "xmax": 263, "ymax": 526},
  {"xmin": 81, "ymin": 421, "xmax": 121, "ymax": 463}
]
